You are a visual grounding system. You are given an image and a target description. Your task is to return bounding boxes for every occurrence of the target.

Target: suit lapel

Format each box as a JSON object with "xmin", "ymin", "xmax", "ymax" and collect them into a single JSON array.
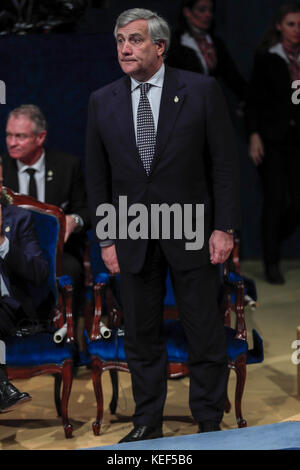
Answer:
[
  {"xmin": 150, "ymin": 66, "xmax": 186, "ymax": 175},
  {"xmin": 44, "ymin": 149, "xmax": 57, "ymax": 203},
  {"xmin": 2, "ymin": 207, "xmax": 12, "ymax": 241},
  {"xmin": 1, "ymin": 206, "xmax": 13, "ymax": 291},
  {"xmin": 111, "ymin": 77, "xmax": 146, "ymax": 175}
]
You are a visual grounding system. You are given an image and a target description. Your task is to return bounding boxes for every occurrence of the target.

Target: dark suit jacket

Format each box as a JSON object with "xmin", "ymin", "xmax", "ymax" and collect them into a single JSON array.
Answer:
[
  {"xmin": 0, "ymin": 204, "xmax": 50, "ymax": 322},
  {"xmin": 2, "ymin": 148, "xmax": 90, "ymax": 261},
  {"xmin": 245, "ymin": 51, "xmax": 300, "ymax": 141},
  {"xmin": 86, "ymin": 65, "xmax": 241, "ymax": 273},
  {"xmin": 166, "ymin": 32, "xmax": 247, "ymax": 102}
]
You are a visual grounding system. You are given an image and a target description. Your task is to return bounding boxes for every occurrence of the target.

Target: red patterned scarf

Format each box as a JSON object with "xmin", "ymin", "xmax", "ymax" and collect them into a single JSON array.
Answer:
[
  {"xmin": 193, "ymin": 34, "xmax": 217, "ymax": 72},
  {"xmin": 282, "ymin": 42, "xmax": 300, "ymax": 81}
]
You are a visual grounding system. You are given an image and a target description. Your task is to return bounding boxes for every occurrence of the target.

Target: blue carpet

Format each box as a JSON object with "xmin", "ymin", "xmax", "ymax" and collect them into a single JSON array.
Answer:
[{"xmin": 83, "ymin": 422, "xmax": 300, "ymax": 450}]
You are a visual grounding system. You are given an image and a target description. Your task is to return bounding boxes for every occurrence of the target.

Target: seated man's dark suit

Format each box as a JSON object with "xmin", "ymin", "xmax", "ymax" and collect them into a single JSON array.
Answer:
[
  {"xmin": 0, "ymin": 202, "xmax": 50, "ymax": 338},
  {"xmin": 2, "ymin": 148, "xmax": 90, "ymax": 318}
]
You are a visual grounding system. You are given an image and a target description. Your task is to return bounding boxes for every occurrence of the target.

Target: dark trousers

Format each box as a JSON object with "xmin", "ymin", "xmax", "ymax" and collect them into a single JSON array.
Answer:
[
  {"xmin": 0, "ymin": 300, "xmax": 21, "ymax": 338},
  {"xmin": 260, "ymin": 129, "xmax": 300, "ymax": 266},
  {"xmin": 0, "ymin": 300, "xmax": 20, "ymax": 382},
  {"xmin": 120, "ymin": 241, "xmax": 227, "ymax": 427}
]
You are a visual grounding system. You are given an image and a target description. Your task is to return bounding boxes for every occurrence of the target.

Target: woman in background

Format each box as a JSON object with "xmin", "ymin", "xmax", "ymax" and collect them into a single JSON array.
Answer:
[
  {"xmin": 246, "ymin": 2, "xmax": 300, "ymax": 285},
  {"xmin": 166, "ymin": 0, "xmax": 247, "ymax": 105}
]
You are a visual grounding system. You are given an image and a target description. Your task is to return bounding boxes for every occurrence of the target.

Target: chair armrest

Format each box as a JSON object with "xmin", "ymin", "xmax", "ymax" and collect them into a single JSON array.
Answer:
[
  {"xmin": 91, "ymin": 283, "xmax": 104, "ymax": 341},
  {"xmin": 91, "ymin": 273, "xmax": 110, "ymax": 341},
  {"xmin": 232, "ymin": 235, "xmax": 241, "ymax": 274},
  {"xmin": 58, "ymin": 275, "xmax": 75, "ymax": 343},
  {"xmin": 223, "ymin": 270, "xmax": 247, "ymax": 341},
  {"xmin": 233, "ymin": 280, "xmax": 247, "ymax": 341}
]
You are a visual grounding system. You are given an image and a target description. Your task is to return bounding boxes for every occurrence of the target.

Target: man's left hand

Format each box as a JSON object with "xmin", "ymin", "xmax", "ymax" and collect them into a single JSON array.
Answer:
[
  {"xmin": 209, "ymin": 230, "xmax": 234, "ymax": 265},
  {"xmin": 64, "ymin": 215, "xmax": 78, "ymax": 243}
]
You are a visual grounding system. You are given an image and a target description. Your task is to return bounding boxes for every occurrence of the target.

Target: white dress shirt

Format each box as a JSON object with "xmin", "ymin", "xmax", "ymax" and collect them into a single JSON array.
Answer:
[{"xmin": 130, "ymin": 62, "xmax": 165, "ymax": 140}]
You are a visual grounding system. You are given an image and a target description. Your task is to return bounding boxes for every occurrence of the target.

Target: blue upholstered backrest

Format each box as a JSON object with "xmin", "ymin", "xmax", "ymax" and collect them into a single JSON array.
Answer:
[{"xmin": 29, "ymin": 209, "xmax": 59, "ymax": 302}]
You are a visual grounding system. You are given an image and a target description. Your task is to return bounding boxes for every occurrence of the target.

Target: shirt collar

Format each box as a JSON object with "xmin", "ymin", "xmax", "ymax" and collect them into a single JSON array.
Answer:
[
  {"xmin": 269, "ymin": 42, "xmax": 300, "ymax": 64},
  {"xmin": 17, "ymin": 150, "xmax": 45, "ymax": 174},
  {"xmin": 131, "ymin": 62, "xmax": 165, "ymax": 92}
]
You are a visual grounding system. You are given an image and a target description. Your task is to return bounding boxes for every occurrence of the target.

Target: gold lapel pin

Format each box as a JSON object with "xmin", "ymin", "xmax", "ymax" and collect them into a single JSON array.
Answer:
[
  {"xmin": 174, "ymin": 96, "xmax": 179, "ymax": 103},
  {"xmin": 5, "ymin": 226, "xmax": 10, "ymax": 233}
]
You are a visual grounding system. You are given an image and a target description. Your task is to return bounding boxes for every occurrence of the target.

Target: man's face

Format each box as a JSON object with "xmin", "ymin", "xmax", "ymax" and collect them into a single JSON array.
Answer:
[
  {"xmin": 116, "ymin": 19, "xmax": 165, "ymax": 81},
  {"xmin": 6, "ymin": 115, "xmax": 46, "ymax": 165}
]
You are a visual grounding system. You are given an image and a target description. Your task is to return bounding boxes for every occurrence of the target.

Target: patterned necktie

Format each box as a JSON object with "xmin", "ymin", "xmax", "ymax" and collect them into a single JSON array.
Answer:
[
  {"xmin": 136, "ymin": 82, "xmax": 156, "ymax": 175},
  {"xmin": 25, "ymin": 168, "xmax": 37, "ymax": 199}
]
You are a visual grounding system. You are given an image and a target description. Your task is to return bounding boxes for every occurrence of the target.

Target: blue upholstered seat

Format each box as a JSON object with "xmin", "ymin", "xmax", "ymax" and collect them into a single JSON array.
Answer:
[
  {"xmin": 5, "ymin": 332, "xmax": 76, "ymax": 366},
  {"xmin": 89, "ymin": 270, "xmax": 263, "ymax": 366},
  {"xmin": 86, "ymin": 320, "xmax": 263, "ymax": 365}
]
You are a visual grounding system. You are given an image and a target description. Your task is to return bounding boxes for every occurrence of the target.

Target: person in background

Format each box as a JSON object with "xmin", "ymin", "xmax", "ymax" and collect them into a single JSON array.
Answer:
[
  {"xmin": 3, "ymin": 105, "xmax": 90, "ymax": 331},
  {"xmin": 166, "ymin": 0, "xmax": 247, "ymax": 108},
  {"xmin": 246, "ymin": 2, "xmax": 300, "ymax": 284}
]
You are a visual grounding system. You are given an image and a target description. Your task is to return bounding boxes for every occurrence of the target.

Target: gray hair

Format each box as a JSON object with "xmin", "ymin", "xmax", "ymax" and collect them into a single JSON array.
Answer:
[
  {"xmin": 114, "ymin": 8, "xmax": 171, "ymax": 57},
  {"xmin": 8, "ymin": 104, "xmax": 47, "ymax": 133}
]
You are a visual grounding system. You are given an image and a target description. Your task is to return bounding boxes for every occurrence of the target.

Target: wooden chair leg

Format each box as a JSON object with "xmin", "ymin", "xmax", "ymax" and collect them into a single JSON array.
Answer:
[
  {"xmin": 109, "ymin": 369, "xmax": 119, "ymax": 415},
  {"xmin": 233, "ymin": 355, "xmax": 247, "ymax": 428},
  {"xmin": 54, "ymin": 374, "xmax": 62, "ymax": 417},
  {"xmin": 60, "ymin": 360, "xmax": 74, "ymax": 438},
  {"xmin": 92, "ymin": 356, "xmax": 104, "ymax": 436},
  {"xmin": 224, "ymin": 366, "xmax": 231, "ymax": 413}
]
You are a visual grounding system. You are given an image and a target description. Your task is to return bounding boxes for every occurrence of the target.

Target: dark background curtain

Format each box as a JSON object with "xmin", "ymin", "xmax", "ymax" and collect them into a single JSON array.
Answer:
[{"xmin": 0, "ymin": 0, "xmax": 299, "ymax": 258}]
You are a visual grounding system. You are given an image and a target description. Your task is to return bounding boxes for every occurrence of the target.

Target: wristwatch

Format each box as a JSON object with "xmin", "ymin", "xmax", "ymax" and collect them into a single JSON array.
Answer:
[{"xmin": 225, "ymin": 229, "xmax": 234, "ymax": 235}]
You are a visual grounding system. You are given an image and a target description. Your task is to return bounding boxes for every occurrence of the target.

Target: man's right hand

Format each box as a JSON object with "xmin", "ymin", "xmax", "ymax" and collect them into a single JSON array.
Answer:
[
  {"xmin": 101, "ymin": 244, "xmax": 120, "ymax": 274},
  {"xmin": 249, "ymin": 132, "xmax": 264, "ymax": 166}
]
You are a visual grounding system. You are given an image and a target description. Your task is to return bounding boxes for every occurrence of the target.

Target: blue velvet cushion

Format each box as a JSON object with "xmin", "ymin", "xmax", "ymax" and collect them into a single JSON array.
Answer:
[
  {"xmin": 87, "ymin": 321, "xmax": 264, "ymax": 366},
  {"xmin": 58, "ymin": 275, "xmax": 73, "ymax": 288},
  {"xmin": 87, "ymin": 320, "xmax": 187, "ymax": 364},
  {"xmin": 5, "ymin": 333, "xmax": 75, "ymax": 366},
  {"xmin": 225, "ymin": 326, "xmax": 248, "ymax": 360}
]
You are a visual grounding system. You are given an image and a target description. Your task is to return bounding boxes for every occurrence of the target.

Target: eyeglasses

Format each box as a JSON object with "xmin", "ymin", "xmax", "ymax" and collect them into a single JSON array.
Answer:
[{"xmin": 6, "ymin": 132, "xmax": 38, "ymax": 142}]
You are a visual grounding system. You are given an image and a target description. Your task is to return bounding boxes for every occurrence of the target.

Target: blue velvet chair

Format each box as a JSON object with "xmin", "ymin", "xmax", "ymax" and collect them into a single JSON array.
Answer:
[
  {"xmin": 86, "ymin": 240, "xmax": 264, "ymax": 435},
  {"xmin": 2, "ymin": 188, "xmax": 76, "ymax": 439}
]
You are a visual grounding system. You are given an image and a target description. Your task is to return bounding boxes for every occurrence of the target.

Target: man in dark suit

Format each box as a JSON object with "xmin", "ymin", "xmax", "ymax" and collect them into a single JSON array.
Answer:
[
  {"xmin": 3, "ymin": 104, "xmax": 90, "ymax": 322},
  {"xmin": 0, "ymin": 159, "xmax": 49, "ymax": 412},
  {"xmin": 86, "ymin": 8, "xmax": 240, "ymax": 442}
]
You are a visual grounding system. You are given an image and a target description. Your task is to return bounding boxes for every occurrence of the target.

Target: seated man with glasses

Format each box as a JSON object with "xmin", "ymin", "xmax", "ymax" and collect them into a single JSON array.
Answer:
[{"xmin": 3, "ymin": 105, "xmax": 90, "ymax": 331}]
